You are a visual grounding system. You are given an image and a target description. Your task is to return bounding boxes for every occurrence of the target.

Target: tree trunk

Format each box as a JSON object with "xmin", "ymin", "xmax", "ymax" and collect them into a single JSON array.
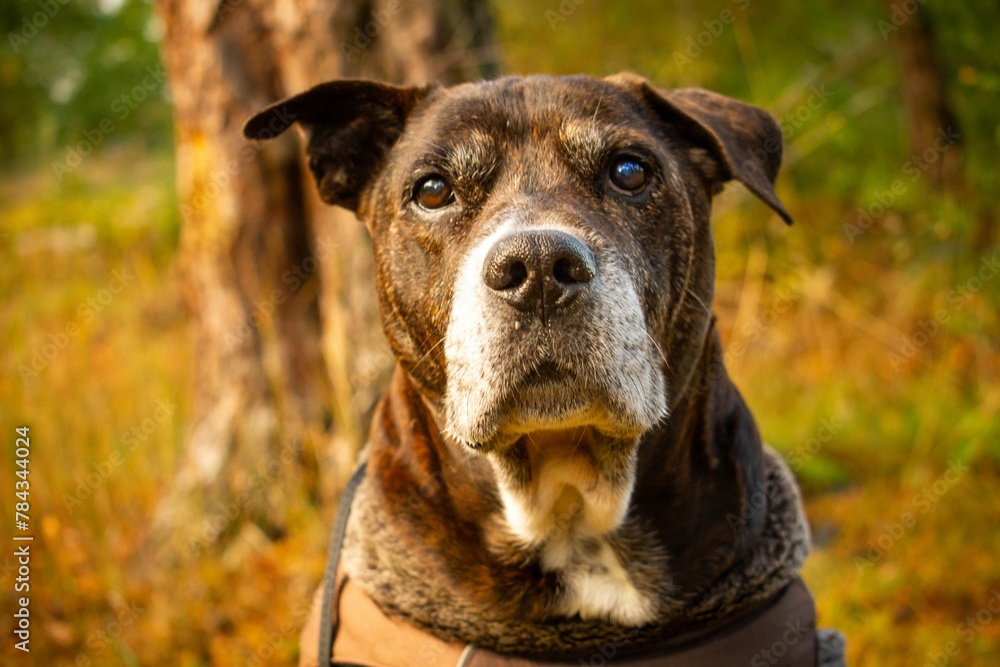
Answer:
[
  {"xmin": 883, "ymin": 0, "xmax": 963, "ymax": 193},
  {"xmin": 153, "ymin": 0, "xmax": 497, "ymax": 555}
]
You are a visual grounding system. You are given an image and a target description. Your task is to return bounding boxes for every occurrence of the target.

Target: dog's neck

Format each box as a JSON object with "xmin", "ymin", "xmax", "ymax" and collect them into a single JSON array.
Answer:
[
  {"xmin": 341, "ymin": 327, "xmax": 810, "ymax": 655},
  {"xmin": 358, "ymin": 323, "xmax": 764, "ymax": 599},
  {"xmin": 631, "ymin": 322, "xmax": 768, "ymax": 590}
]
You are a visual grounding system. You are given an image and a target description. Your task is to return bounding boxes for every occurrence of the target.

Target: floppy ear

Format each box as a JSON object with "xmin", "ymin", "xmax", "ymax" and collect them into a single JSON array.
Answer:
[
  {"xmin": 609, "ymin": 73, "xmax": 792, "ymax": 225},
  {"xmin": 243, "ymin": 80, "xmax": 436, "ymax": 211}
]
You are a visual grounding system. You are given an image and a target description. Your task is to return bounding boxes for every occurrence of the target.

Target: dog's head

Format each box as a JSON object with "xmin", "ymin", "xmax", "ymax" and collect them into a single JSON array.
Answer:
[
  {"xmin": 247, "ymin": 74, "xmax": 789, "ymax": 448},
  {"xmin": 247, "ymin": 74, "xmax": 789, "ymax": 544}
]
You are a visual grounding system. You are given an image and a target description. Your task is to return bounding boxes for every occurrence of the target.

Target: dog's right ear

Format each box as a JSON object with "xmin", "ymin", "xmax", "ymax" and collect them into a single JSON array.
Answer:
[{"xmin": 244, "ymin": 80, "xmax": 436, "ymax": 211}]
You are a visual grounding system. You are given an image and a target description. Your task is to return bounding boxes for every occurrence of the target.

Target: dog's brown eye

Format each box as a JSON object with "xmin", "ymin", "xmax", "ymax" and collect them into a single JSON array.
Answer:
[
  {"xmin": 414, "ymin": 176, "xmax": 453, "ymax": 210},
  {"xmin": 609, "ymin": 157, "xmax": 647, "ymax": 194}
]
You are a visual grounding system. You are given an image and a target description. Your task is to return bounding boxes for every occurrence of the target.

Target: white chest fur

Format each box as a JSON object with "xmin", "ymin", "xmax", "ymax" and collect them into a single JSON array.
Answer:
[{"xmin": 493, "ymin": 441, "xmax": 658, "ymax": 625}]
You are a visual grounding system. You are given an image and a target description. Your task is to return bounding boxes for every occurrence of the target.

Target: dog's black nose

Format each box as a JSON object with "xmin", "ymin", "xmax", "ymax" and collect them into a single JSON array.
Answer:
[{"xmin": 482, "ymin": 229, "xmax": 596, "ymax": 317}]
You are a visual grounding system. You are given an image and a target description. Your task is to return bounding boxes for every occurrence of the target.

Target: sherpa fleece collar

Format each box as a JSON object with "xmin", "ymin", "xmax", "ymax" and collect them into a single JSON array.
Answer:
[{"xmin": 340, "ymin": 446, "xmax": 814, "ymax": 657}]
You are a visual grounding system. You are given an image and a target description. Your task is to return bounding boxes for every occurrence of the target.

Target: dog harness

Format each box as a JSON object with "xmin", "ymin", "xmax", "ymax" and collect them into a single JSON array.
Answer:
[{"xmin": 317, "ymin": 463, "xmax": 820, "ymax": 666}]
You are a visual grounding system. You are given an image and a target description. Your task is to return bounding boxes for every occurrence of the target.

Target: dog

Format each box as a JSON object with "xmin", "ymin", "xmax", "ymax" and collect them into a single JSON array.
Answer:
[{"xmin": 245, "ymin": 73, "xmax": 845, "ymax": 666}]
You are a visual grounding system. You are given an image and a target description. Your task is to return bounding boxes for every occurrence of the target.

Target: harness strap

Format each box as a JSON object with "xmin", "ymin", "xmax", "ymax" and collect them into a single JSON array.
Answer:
[{"xmin": 318, "ymin": 461, "xmax": 368, "ymax": 667}]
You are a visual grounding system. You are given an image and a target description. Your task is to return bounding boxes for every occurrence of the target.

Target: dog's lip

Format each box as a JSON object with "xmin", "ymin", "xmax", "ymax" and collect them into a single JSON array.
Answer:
[
  {"xmin": 517, "ymin": 358, "xmax": 577, "ymax": 389},
  {"xmin": 524, "ymin": 359, "xmax": 564, "ymax": 382}
]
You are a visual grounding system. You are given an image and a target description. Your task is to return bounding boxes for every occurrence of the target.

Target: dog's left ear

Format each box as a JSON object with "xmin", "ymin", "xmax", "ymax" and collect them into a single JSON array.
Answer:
[
  {"xmin": 609, "ymin": 73, "xmax": 792, "ymax": 225},
  {"xmin": 243, "ymin": 80, "xmax": 436, "ymax": 211}
]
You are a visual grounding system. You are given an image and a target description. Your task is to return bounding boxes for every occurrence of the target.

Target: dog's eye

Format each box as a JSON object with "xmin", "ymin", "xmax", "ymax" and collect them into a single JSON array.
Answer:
[
  {"xmin": 609, "ymin": 157, "xmax": 648, "ymax": 194},
  {"xmin": 414, "ymin": 176, "xmax": 454, "ymax": 210}
]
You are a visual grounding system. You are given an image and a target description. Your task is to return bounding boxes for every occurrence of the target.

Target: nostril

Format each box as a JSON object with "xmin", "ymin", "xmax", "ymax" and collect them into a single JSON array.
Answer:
[
  {"xmin": 484, "ymin": 247, "xmax": 530, "ymax": 291},
  {"xmin": 552, "ymin": 258, "xmax": 574, "ymax": 284},
  {"xmin": 504, "ymin": 260, "xmax": 528, "ymax": 290},
  {"xmin": 553, "ymin": 255, "xmax": 594, "ymax": 285}
]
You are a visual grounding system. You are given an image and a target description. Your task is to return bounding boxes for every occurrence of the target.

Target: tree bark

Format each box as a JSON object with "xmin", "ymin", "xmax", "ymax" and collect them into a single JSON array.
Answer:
[
  {"xmin": 883, "ymin": 0, "xmax": 963, "ymax": 193},
  {"xmin": 153, "ymin": 0, "xmax": 497, "ymax": 554}
]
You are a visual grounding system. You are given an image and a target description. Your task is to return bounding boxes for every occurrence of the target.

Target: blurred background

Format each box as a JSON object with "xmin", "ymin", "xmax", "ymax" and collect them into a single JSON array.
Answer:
[{"xmin": 1, "ymin": 0, "xmax": 998, "ymax": 665}]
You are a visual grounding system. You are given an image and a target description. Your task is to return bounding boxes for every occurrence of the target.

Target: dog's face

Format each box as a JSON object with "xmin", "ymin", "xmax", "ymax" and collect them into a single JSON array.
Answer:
[
  {"xmin": 247, "ymin": 73, "xmax": 788, "ymax": 446},
  {"xmin": 381, "ymin": 76, "xmax": 695, "ymax": 451},
  {"xmin": 247, "ymin": 76, "xmax": 790, "ymax": 582}
]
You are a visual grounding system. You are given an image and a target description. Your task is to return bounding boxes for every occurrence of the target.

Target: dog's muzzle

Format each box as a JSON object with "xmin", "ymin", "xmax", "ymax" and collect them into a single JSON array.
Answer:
[{"xmin": 443, "ymin": 221, "xmax": 667, "ymax": 449}]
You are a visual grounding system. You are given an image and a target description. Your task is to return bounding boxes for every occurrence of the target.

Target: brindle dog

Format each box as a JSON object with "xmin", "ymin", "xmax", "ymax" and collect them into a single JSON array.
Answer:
[{"xmin": 246, "ymin": 74, "xmax": 828, "ymax": 663}]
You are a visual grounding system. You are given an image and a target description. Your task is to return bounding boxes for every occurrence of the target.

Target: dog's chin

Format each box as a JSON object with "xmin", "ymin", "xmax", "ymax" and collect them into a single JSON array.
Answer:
[{"xmin": 443, "ymin": 372, "xmax": 666, "ymax": 453}]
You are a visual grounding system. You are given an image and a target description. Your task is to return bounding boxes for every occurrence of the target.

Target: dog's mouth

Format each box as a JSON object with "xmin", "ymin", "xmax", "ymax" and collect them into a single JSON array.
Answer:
[
  {"xmin": 451, "ymin": 349, "xmax": 634, "ymax": 451},
  {"xmin": 443, "ymin": 322, "xmax": 667, "ymax": 449},
  {"xmin": 507, "ymin": 358, "xmax": 591, "ymax": 426},
  {"xmin": 519, "ymin": 358, "xmax": 572, "ymax": 388}
]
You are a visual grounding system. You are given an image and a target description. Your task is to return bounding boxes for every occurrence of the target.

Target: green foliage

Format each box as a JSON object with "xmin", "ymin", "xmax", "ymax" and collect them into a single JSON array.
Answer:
[
  {"xmin": 499, "ymin": 0, "xmax": 999, "ymax": 204},
  {"xmin": 1, "ymin": 0, "xmax": 172, "ymax": 168},
  {"xmin": 928, "ymin": 2, "xmax": 1000, "ymax": 197}
]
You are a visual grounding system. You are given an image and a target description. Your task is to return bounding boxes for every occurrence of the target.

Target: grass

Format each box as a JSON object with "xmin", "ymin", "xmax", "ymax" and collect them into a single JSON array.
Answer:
[{"xmin": 1, "ymin": 138, "xmax": 997, "ymax": 665}]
